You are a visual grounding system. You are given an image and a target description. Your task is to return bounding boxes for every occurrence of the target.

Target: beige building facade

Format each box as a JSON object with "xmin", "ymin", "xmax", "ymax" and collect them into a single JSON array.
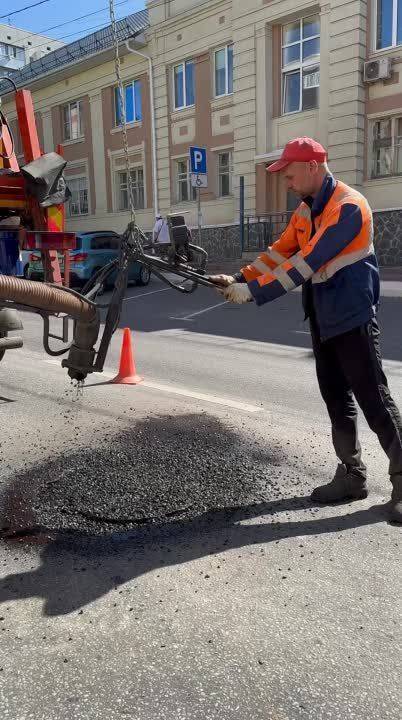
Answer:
[{"xmin": 3, "ymin": 0, "xmax": 402, "ymax": 234}]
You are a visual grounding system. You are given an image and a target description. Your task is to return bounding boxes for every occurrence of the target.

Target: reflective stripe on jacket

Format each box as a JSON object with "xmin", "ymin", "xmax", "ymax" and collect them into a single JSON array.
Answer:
[{"xmin": 240, "ymin": 175, "xmax": 380, "ymax": 340}]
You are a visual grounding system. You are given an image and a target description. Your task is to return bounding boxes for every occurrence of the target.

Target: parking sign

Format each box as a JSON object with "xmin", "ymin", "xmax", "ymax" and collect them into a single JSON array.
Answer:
[{"xmin": 190, "ymin": 146, "xmax": 207, "ymax": 175}]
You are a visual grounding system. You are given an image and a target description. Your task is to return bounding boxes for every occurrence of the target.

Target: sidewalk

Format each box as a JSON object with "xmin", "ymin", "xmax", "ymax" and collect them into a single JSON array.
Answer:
[{"xmin": 379, "ymin": 266, "xmax": 402, "ymax": 281}]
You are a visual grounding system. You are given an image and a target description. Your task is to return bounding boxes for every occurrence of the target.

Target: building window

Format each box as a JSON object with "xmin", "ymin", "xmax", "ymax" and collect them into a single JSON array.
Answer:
[
  {"xmin": 173, "ymin": 60, "xmax": 195, "ymax": 110},
  {"xmin": 176, "ymin": 159, "xmax": 197, "ymax": 203},
  {"xmin": 63, "ymin": 100, "xmax": 83, "ymax": 141},
  {"xmin": 218, "ymin": 151, "xmax": 233, "ymax": 196},
  {"xmin": 67, "ymin": 177, "xmax": 88, "ymax": 216},
  {"xmin": 215, "ymin": 44, "xmax": 233, "ymax": 97},
  {"xmin": 116, "ymin": 168, "xmax": 145, "ymax": 211},
  {"xmin": 376, "ymin": 0, "xmax": 402, "ymax": 50},
  {"xmin": 0, "ymin": 42, "xmax": 24, "ymax": 61},
  {"xmin": 371, "ymin": 116, "xmax": 402, "ymax": 178},
  {"xmin": 114, "ymin": 80, "xmax": 142, "ymax": 125},
  {"xmin": 282, "ymin": 15, "xmax": 320, "ymax": 115}
]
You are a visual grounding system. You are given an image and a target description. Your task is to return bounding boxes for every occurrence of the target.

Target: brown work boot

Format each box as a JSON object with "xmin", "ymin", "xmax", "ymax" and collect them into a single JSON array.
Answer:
[
  {"xmin": 311, "ymin": 464, "xmax": 368, "ymax": 504},
  {"xmin": 390, "ymin": 474, "xmax": 402, "ymax": 523}
]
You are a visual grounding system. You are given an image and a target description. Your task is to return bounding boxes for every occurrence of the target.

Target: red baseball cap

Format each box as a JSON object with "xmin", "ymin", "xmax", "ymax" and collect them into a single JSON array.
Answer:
[{"xmin": 267, "ymin": 137, "xmax": 327, "ymax": 173}]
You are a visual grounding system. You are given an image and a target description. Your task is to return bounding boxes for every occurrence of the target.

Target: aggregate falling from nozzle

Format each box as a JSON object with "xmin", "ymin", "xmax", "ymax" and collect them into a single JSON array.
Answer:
[{"xmin": 68, "ymin": 378, "xmax": 85, "ymax": 402}]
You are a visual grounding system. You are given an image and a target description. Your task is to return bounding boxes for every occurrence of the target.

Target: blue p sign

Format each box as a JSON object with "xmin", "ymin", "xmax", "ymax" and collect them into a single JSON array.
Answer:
[{"xmin": 190, "ymin": 146, "xmax": 207, "ymax": 175}]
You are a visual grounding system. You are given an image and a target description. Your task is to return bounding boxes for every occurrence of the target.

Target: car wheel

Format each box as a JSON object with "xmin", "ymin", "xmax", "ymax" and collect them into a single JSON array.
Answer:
[
  {"xmin": 23, "ymin": 264, "xmax": 29, "ymax": 279},
  {"xmin": 136, "ymin": 266, "xmax": 151, "ymax": 286}
]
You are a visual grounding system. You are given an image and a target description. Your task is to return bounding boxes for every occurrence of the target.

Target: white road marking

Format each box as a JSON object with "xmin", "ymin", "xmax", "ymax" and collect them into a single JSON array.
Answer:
[
  {"xmin": 94, "ymin": 373, "xmax": 263, "ymax": 412},
  {"xmin": 171, "ymin": 300, "xmax": 229, "ymax": 322},
  {"xmin": 294, "ymin": 330, "xmax": 310, "ymax": 335},
  {"xmin": 168, "ymin": 317, "xmax": 193, "ymax": 322},
  {"xmin": 140, "ymin": 380, "xmax": 262, "ymax": 412},
  {"xmin": 124, "ymin": 287, "xmax": 172, "ymax": 301},
  {"xmin": 42, "ymin": 357, "xmax": 262, "ymax": 412}
]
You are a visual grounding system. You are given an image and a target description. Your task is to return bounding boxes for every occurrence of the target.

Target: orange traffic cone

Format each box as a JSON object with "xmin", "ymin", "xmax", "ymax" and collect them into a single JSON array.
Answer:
[{"xmin": 110, "ymin": 328, "xmax": 143, "ymax": 385}]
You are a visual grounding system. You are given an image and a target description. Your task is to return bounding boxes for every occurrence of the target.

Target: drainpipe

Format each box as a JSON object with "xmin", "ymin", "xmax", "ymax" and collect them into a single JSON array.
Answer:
[{"xmin": 125, "ymin": 41, "xmax": 159, "ymax": 217}]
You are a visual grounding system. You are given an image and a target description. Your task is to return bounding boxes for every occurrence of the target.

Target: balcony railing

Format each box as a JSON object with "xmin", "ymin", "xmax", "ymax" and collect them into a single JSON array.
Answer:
[{"xmin": 372, "ymin": 136, "xmax": 402, "ymax": 179}]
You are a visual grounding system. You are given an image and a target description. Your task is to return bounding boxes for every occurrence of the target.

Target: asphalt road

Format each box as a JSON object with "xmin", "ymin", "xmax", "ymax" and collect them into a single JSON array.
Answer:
[{"xmin": 0, "ymin": 275, "xmax": 401, "ymax": 720}]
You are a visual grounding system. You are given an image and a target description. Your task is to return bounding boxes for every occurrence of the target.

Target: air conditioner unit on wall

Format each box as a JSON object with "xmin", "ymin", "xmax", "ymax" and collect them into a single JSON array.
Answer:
[{"xmin": 364, "ymin": 57, "xmax": 392, "ymax": 83}]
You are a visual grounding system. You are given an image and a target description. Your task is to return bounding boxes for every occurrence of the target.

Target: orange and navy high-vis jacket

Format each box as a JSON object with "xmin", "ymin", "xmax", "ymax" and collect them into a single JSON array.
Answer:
[{"xmin": 239, "ymin": 174, "xmax": 380, "ymax": 340}]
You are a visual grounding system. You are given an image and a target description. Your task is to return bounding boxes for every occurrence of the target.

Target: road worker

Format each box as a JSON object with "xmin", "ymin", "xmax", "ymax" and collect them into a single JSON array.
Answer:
[{"xmin": 208, "ymin": 137, "xmax": 402, "ymax": 524}]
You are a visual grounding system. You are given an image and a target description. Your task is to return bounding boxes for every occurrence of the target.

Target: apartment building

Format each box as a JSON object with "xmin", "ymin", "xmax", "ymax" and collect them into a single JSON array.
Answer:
[
  {"xmin": 2, "ymin": 0, "xmax": 402, "ymax": 238},
  {"xmin": 0, "ymin": 24, "xmax": 64, "ymax": 76}
]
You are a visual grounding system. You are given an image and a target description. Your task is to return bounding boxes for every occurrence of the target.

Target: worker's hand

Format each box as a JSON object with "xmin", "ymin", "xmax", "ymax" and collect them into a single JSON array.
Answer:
[
  {"xmin": 206, "ymin": 274, "xmax": 236, "ymax": 288},
  {"xmin": 221, "ymin": 283, "xmax": 253, "ymax": 304}
]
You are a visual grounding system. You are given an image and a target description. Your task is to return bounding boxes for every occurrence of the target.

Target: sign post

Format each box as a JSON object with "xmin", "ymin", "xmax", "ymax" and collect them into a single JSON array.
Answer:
[
  {"xmin": 197, "ymin": 183, "xmax": 202, "ymax": 240},
  {"xmin": 189, "ymin": 146, "xmax": 207, "ymax": 242}
]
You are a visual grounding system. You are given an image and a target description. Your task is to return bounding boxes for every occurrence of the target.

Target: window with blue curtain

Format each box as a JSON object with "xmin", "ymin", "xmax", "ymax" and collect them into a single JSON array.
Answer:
[
  {"xmin": 228, "ymin": 45, "xmax": 233, "ymax": 94},
  {"xmin": 174, "ymin": 60, "xmax": 195, "ymax": 109},
  {"xmin": 185, "ymin": 61, "xmax": 195, "ymax": 106},
  {"xmin": 115, "ymin": 80, "xmax": 142, "ymax": 125},
  {"xmin": 376, "ymin": 0, "xmax": 402, "ymax": 49}
]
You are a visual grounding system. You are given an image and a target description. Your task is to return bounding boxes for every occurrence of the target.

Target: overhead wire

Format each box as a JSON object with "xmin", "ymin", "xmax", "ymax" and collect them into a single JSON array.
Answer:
[
  {"xmin": 0, "ymin": 0, "xmax": 52, "ymax": 20},
  {"xmin": 10, "ymin": 15, "xmax": 134, "ymax": 54},
  {"xmin": 5, "ymin": 0, "xmax": 133, "ymax": 49},
  {"xmin": 0, "ymin": 2, "xmax": 149, "ymax": 98}
]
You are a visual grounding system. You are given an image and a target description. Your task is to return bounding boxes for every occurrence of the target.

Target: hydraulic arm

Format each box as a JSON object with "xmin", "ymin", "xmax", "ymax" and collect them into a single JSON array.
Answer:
[{"xmin": 0, "ymin": 80, "xmax": 217, "ymax": 382}]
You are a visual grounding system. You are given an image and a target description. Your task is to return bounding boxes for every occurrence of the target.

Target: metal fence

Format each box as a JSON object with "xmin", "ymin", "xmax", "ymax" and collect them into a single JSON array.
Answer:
[{"xmin": 244, "ymin": 212, "xmax": 293, "ymax": 252}]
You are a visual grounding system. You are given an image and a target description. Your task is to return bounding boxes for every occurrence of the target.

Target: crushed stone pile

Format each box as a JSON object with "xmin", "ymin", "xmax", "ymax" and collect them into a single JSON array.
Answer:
[{"xmin": 1, "ymin": 413, "xmax": 290, "ymax": 536}]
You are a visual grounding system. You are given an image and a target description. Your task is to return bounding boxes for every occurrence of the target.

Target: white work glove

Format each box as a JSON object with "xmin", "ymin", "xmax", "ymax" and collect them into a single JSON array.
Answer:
[
  {"xmin": 206, "ymin": 274, "xmax": 236, "ymax": 287},
  {"xmin": 221, "ymin": 283, "xmax": 253, "ymax": 304}
]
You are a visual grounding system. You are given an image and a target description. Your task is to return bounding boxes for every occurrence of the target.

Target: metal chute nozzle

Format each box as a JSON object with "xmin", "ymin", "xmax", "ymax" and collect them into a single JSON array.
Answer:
[{"xmin": 61, "ymin": 314, "xmax": 100, "ymax": 381}]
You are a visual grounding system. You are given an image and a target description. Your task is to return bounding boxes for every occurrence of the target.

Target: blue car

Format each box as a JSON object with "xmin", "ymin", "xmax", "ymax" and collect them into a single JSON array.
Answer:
[{"xmin": 27, "ymin": 230, "xmax": 151, "ymax": 288}]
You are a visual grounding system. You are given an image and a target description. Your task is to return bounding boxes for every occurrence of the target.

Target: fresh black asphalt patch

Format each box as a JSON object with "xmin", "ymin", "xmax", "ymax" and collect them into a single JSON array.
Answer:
[{"xmin": 0, "ymin": 413, "xmax": 289, "ymax": 536}]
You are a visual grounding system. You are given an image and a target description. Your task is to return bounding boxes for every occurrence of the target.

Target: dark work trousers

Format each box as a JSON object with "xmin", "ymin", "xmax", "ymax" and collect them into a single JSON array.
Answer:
[{"xmin": 310, "ymin": 314, "xmax": 402, "ymax": 481}]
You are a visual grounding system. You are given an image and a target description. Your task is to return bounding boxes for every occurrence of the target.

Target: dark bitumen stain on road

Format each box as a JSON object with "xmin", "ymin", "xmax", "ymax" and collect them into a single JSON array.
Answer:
[{"xmin": 0, "ymin": 413, "xmax": 287, "ymax": 538}]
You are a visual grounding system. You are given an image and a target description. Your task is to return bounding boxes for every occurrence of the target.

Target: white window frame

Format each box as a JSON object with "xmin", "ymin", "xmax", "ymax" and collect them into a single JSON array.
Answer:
[
  {"xmin": 63, "ymin": 100, "xmax": 83, "ymax": 141},
  {"xmin": 67, "ymin": 176, "xmax": 89, "ymax": 217},
  {"xmin": 371, "ymin": 115, "xmax": 402, "ymax": 178},
  {"xmin": 114, "ymin": 79, "xmax": 142, "ymax": 126},
  {"xmin": 218, "ymin": 150, "xmax": 233, "ymax": 197},
  {"xmin": 373, "ymin": 0, "xmax": 402, "ymax": 51},
  {"xmin": 115, "ymin": 166, "xmax": 145, "ymax": 212},
  {"xmin": 214, "ymin": 44, "xmax": 233, "ymax": 98},
  {"xmin": 175, "ymin": 158, "xmax": 197, "ymax": 203},
  {"xmin": 281, "ymin": 15, "xmax": 320, "ymax": 116},
  {"xmin": 173, "ymin": 60, "xmax": 195, "ymax": 111}
]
